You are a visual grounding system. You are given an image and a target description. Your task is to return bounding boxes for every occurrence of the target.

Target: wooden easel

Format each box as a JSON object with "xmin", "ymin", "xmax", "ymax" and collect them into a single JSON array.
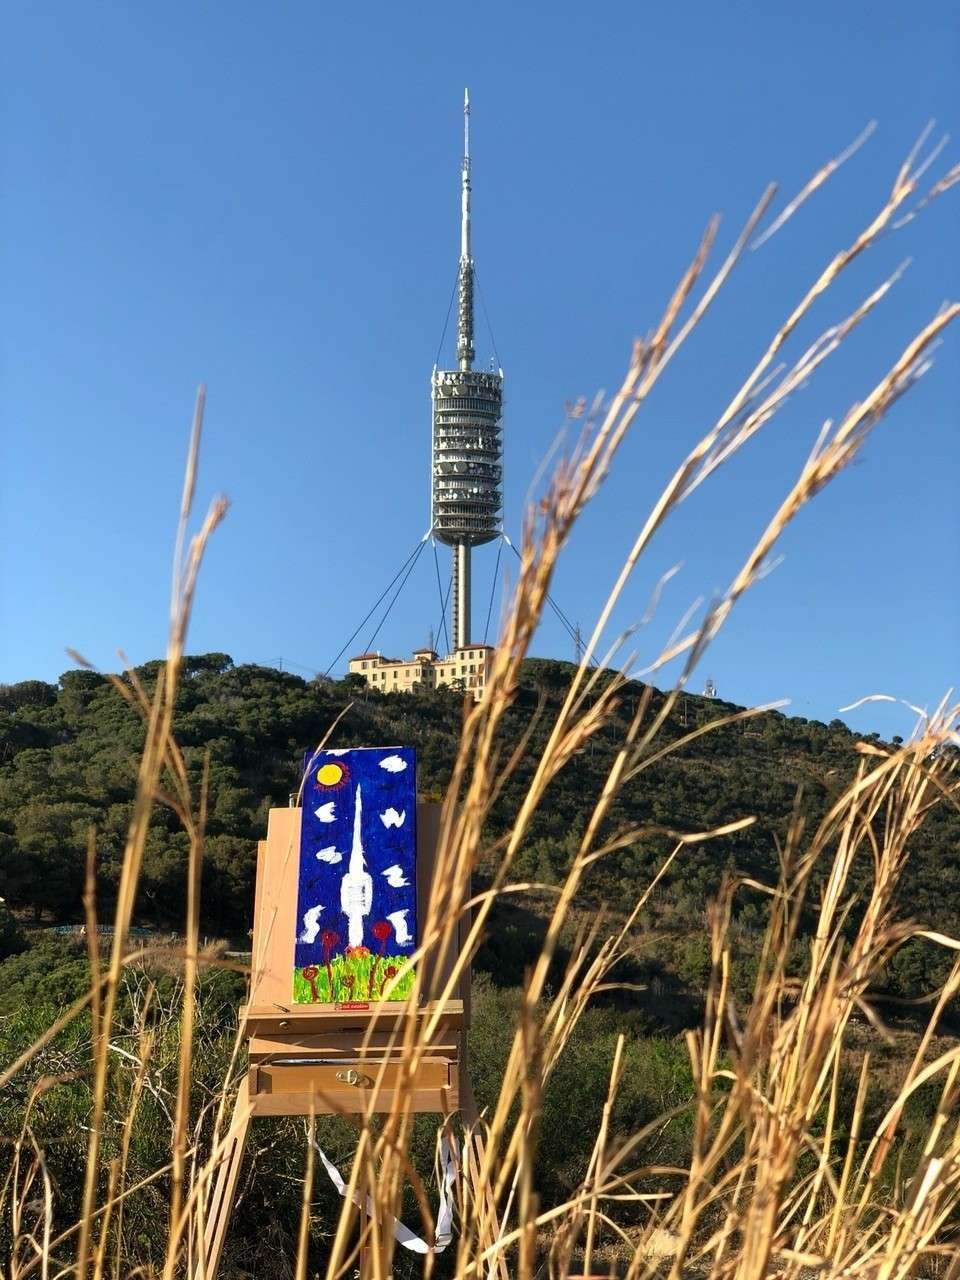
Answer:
[{"xmin": 192, "ymin": 801, "xmax": 497, "ymax": 1279}]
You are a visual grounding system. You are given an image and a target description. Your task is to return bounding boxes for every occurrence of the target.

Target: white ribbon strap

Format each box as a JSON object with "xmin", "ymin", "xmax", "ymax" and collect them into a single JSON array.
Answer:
[{"xmin": 313, "ymin": 1132, "xmax": 459, "ymax": 1254}]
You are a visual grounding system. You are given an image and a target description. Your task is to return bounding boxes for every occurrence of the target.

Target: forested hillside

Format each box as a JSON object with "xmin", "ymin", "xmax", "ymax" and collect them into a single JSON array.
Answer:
[
  {"xmin": 0, "ymin": 659, "xmax": 957, "ymax": 1272},
  {"xmin": 0, "ymin": 655, "xmax": 956, "ymax": 1005}
]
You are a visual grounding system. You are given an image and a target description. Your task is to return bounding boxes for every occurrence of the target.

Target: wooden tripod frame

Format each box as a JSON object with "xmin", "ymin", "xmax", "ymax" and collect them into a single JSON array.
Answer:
[{"xmin": 192, "ymin": 801, "xmax": 494, "ymax": 1279}]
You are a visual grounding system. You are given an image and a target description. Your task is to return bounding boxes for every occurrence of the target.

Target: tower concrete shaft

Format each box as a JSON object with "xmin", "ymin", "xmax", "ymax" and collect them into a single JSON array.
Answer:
[{"xmin": 453, "ymin": 542, "xmax": 471, "ymax": 652}]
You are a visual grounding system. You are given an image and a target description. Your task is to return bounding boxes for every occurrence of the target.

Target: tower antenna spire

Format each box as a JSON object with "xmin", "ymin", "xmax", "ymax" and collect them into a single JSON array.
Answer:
[{"xmin": 457, "ymin": 88, "xmax": 474, "ymax": 371}]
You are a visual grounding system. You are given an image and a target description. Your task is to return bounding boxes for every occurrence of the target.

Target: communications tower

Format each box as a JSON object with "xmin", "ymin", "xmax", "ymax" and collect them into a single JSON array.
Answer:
[{"xmin": 431, "ymin": 91, "xmax": 504, "ymax": 651}]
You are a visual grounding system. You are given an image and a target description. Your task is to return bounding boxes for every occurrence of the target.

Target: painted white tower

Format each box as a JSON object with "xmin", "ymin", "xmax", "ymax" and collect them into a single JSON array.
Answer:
[{"xmin": 339, "ymin": 785, "xmax": 373, "ymax": 947}]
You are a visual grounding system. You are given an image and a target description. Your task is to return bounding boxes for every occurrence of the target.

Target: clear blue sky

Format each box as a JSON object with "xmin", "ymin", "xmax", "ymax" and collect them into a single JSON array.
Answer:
[{"xmin": 1, "ymin": 1, "xmax": 956, "ymax": 738}]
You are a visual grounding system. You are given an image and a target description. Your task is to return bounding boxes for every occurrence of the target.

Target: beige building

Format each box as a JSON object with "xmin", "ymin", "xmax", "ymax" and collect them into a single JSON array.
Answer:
[{"xmin": 348, "ymin": 645, "xmax": 493, "ymax": 701}]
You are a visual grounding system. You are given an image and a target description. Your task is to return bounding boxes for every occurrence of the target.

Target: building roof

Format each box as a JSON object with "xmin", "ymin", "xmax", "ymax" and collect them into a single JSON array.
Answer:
[{"xmin": 351, "ymin": 644, "xmax": 493, "ymax": 666}]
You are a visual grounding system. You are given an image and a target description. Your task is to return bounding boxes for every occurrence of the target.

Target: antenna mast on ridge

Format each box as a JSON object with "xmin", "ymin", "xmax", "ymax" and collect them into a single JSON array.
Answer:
[{"xmin": 431, "ymin": 91, "xmax": 504, "ymax": 652}]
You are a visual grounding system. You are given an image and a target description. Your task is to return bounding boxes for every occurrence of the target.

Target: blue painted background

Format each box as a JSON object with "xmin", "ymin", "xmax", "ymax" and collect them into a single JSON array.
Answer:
[{"xmin": 294, "ymin": 746, "xmax": 418, "ymax": 971}]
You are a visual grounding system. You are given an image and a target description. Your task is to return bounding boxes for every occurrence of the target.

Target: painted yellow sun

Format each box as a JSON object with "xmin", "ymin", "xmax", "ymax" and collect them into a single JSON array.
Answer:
[{"xmin": 316, "ymin": 762, "xmax": 346, "ymax": 788}]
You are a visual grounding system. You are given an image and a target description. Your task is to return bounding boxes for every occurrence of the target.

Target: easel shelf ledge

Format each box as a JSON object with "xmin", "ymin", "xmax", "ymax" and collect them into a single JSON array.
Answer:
[{"xmin": 240, "ymin": 999, "xmax": 465, "ymax": 1032}]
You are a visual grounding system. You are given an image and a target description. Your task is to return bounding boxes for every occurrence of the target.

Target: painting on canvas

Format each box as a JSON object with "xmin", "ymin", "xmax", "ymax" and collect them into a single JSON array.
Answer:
[{"xmin": 293, "ymin": 746, "xmax": 418, "ymax": 1004}]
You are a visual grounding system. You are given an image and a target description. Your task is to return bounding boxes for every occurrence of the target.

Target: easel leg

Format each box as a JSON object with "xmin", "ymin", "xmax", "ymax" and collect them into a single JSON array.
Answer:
[
  {"xmin": 459, "ymin": 1039, "xmax": 511, "ymax": 1280},
  {"xmin": 358, "ymin": 1197, "xmax": 368, "ymax": 1279},
  {"xmin": 192, "ymin": 1085, "xmax": 252, "ymax": 1280}
]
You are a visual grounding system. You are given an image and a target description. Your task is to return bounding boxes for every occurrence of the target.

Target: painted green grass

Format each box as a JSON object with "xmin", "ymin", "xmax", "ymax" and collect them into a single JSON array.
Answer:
[{"xmin": 293, "ymin": 950, "xmax": 415, "ymax": 1004}]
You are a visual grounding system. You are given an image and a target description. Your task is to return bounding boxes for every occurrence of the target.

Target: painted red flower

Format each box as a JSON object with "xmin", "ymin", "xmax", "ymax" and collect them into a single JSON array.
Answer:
[
  {"xmin": 379, "ymin": 964, "xmax": 399, "ymax": 999},
  {"xmin": 368, "ymin": 919, "xmax": 393, "ymax": 996},
  {"xmin": 319, "ymin": 932, "xmax": 339, "ymax": 1002},
  {"xmin": 301, "ymin": 964, "xmax": 320, "ymax": 1002}
]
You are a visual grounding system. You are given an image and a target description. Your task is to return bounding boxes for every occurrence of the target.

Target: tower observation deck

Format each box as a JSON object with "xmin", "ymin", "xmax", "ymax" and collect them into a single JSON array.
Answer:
[{"xmin": 431, "ymin": 91, "xmax": 504, "ymax": 652}]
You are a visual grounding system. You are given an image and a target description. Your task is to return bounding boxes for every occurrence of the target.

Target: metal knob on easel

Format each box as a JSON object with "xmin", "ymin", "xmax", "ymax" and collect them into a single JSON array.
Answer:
[{"xmin": 336, "ymin": 1068, "xmax": 373, "ymax": 1088}]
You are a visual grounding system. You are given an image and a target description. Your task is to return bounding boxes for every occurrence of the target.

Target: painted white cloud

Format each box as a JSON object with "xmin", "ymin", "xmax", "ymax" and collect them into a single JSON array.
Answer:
[
  {"xmin": 316, "ymin": 845, "xmax": 342, "ymax": 864},
  {"xmin": 382, "ymin": 863, "xmax": 409, "ymax": 888},
  {"xmin": 379, "ymin": 754, "xmax": 408, "ymax": 773},
  {"xmin": 315, "ymin": 802, "xmax": 336, "ymax": 823},
  {"xmin": 387, "ymin": 909, "xmax": 413, "ymax": 945},
  {"xmin": 380, "ymin": 807, "xmax": 406, "ymax": 829},
  {"xmin": 326, "ymin": 749, "xmax": 350, "ymax": 756},
  {"xmin": 299, "ymin": 904, "xmax": 325, "ymax": 943}
]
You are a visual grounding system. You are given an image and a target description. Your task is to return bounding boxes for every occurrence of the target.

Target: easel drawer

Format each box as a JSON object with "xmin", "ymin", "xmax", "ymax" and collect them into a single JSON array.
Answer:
[{"xmin": 252, "ymin": 1058, "xmax": 452, "ymax": 1097}]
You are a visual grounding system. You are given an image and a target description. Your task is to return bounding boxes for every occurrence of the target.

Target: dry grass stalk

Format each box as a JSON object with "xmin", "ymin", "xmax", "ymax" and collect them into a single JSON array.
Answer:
[
  {"xmin": 307, "ymin": 126, "xmax": 958, "ymax": 1280},
  {"xmin": 1, "ymin": 127, "xmax": 958, "ymax": 1280}
]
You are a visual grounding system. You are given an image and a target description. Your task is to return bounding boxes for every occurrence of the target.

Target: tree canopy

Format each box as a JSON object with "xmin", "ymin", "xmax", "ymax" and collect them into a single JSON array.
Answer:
[{"xmin": 0, "ymin": 655, "xmax": 955, "ymax": 1003}]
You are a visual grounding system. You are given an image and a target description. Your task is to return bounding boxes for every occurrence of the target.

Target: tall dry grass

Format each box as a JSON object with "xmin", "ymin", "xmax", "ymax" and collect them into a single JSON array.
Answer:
[{"xmin": 1, "ymin": 126, "xmax": 959, "ymax": 1280}]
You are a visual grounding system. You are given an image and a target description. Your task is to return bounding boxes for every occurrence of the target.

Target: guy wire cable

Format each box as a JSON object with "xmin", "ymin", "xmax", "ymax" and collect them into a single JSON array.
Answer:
[
  {"xmin": 362, "ymin": 536, "xmax": 430, "ymax": 658},
  {"xmin": 482, "ymin": 535, "xmax": 503, "ymax": 645},
  {"xmin": 324, "ymin": 532, "xmax": 430, "ymax": 676},
  {"xmin": 473, "ymin": 265, "xmax": 501, "ymax": 370},
  {"xmin": 434, "ymin": 268, "xmax": 459, "ymax": 368},
  {"xmin": 501, "ymin": 532, "xmax": 595, "ymax": 664},
  {"xmin": 432, "ymin": 538, "xmax": 451, "ymax": 655}
]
